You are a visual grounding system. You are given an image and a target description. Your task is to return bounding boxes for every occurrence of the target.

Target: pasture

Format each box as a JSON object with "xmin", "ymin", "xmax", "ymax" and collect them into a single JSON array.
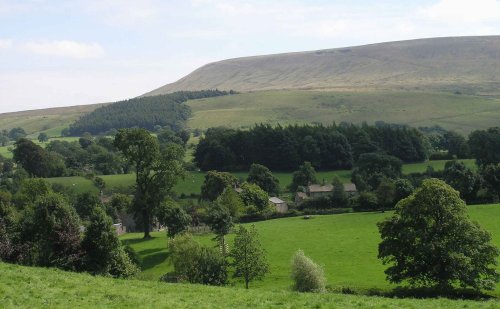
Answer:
[
  {"xmin": 2, "ymin": 263, "xmax": 497, "ymax": 309},
  {"xmin": 44, "ymin": 159, "xmax": 476, "ymax": 197},
  {"xmin": 121, "ymin": 204, "xmax": 500, "ymax": 295},
  {"xmin": 187, "ymin": 90, "xmax": 500, "ymax": 135}
]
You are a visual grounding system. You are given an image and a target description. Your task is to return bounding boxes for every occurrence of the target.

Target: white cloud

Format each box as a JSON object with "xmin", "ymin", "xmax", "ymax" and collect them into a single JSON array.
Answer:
[
  {"xmin": 0, "ymin": 39, "xmax": 12, "ymax": 49},
  {"xmin": 22, "ymin": 40, "xmax": 104, "ymax": 59},
  {"xmin": 421, "ymin": 0, "xmax": 500, "ymax": 22}
]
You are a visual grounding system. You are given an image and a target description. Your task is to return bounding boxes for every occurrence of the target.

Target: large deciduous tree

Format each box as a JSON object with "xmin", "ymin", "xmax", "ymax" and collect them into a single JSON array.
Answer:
[
  {"xmin": 200, "ymin": 171, "xmax": 238, "ymax": 201},
  {"xmin": 114, "ymin": 128, "xmax": 184, "ymax": 238},
  {"xmin": 289, "ymin": 162, "xmax": 317, "ymax": 192},
  {"xmin": 247, "ymin": 163, "xmax": 280, "ymax": 195},
  {"xmin": 378, "ymin": 179, "xmax": 499, "ymax": 291}
]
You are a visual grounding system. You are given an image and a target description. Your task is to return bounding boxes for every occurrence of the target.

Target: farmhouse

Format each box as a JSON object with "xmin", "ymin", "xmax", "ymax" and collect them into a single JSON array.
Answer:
[
  {"xmin": 269, "ymin": 197, "xmax": 288, "ymax": 213},
  {"xmin": 307, "ymin": 184, "xmax": 334, "ymax": 199},
  {"xmin": 295, "ymin": 183, "xmax": 358, "ymax": 205}
]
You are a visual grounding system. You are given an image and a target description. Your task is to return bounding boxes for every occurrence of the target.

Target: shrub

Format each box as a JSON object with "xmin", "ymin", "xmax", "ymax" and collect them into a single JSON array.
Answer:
[
  {"xmin": 291, "ymin": 250, "xmax": 326, "ymax": 292},
  {"xmin": 168, "ymin": 234, "xmax": 227, "ymax": 286}
]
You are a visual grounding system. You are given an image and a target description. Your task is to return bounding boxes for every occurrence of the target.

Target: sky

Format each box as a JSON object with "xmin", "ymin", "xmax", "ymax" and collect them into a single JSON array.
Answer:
[{"xmin": 1, "ymin": 0, "xmax": 500, "ymax": 113}]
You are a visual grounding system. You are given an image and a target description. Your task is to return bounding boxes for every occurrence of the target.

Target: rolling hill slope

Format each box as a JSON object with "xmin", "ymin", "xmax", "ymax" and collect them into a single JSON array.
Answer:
[{"xmin": 146, "ymin": 36, "xmax": 500, "ymax": 96}]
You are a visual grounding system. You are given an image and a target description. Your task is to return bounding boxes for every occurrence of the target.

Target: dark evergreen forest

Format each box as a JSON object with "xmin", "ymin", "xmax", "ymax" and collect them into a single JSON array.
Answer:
[{"xmin": 69, "ymin": 90, "xmax": 229, "ymax": 135}]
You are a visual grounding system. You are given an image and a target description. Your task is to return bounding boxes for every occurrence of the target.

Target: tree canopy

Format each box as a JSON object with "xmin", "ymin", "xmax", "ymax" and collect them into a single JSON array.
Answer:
[{"xmin": 378, "ymin": 178, "xmax": 499, "ymax": 291}]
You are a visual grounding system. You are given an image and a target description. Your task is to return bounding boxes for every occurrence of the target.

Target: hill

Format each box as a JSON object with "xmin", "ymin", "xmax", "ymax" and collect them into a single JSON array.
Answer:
[
  {"xmin": 0, "ymin": 104, "xmax": 103, "ymax": 137},
  {"xmin": 187, "ymin": 90, "xmax": 500, "ymax": 135},
  {"xmin": 2, "ymin": 263, "xmax": 497, "ymax": 308},
  {"xmin": 146, "ymin": 36, "xmax": 500, "ymax": 96}
]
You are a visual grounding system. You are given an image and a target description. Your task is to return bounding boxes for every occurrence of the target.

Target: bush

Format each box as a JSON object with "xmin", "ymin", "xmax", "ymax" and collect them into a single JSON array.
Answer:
[
  {"xmin": 168, "ymin": 234, "xmax": 227, "ymax": 286},
  {"xmin": 354, "ymin": 192, "xmax": 379, "ymax": 211},
  {"xmin": 291, "ymin": 250, "xmax": 326, "ymax": 292}
]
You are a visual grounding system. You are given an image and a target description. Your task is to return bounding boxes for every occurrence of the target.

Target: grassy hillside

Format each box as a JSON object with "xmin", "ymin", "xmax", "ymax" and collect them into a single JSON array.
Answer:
[
  {"xmin": 120, "ymin": 203, "xmax": 500, "ymax": 295},
  {"xmin": 1, "ymin": 263, "xmax": 497, "ymax": 308},
  {"xmin": 0, "ymin": 104, "xmax": 103, "ymax": 136},
  {"xmin": 147, "ymin": 36, "xmax": 500, "ymax": 96},
  {"xmin": 187, "ymin": 90, "xmax": 500, "ymax": 134},
  {"xmin": 44, "ymin": 159, "xmax": 475, "ymax": 197}
]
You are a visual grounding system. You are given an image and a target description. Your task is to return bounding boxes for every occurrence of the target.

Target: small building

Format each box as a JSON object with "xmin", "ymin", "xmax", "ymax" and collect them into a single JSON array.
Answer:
[
  {"xmin": 343, "ymin": 183, "xmax": 358, "ymax": 195},
  {"xmin": 269, "ymin": 197, "xmax": 288, "ymax": 213},
  {"xmin": 295, "ymin": 191, "xmax": 308, "ymax": 205},
  {"xmin": 307, "ymin": 184, "xmax": 334, "ymax": 199},
  {"xmin": 113, "ymin": 223, "xmax": 127, "ymax": 236}
]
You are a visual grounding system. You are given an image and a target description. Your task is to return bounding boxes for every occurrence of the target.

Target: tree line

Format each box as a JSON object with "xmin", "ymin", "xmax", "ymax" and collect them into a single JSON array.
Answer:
[
  {"xmin": 68, "ymin": 90, "xmax": 230, "ymax": 136},
  {"xmin": 194, "ymin": 123, "xmax": 429, "ymax": 172}
]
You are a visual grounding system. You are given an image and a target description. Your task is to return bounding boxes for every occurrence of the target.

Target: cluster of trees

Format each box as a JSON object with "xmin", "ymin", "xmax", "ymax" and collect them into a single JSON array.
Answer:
[
  {"xmin": 0, "ymin": 127, "xmax": 27, "ymax": 146},
  {"xmin": 69, "ymin": 90, "xmax": 229, "ymax": 136},
  {"xmin": 10, "ymin": 127, "xmax": 191, "ymax": 178},
  {"xmin": 0, "ymin": 179, "xmax": 138, "ymax": 278},
  {"xmin": 195, "ymin": 123, "xmax": 428, "ymax": 172},
  {"xmin": 165, "ymin": 225, "xmax": 269, "ymax": 289}
]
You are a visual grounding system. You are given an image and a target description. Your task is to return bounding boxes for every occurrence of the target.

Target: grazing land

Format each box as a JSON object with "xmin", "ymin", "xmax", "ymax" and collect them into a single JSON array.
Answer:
[
  {"xmin": 44, "ymin": 159, "xmax": 475, "ymax": 196},
  {"xmin": 1, "ymin": 263, "xmax": 498, "ymax": 309},
  {"xmin": 0, "ymin": 104, "xmax": 103, "ymax": 136},
  {"xmin": 120, "ymin": 204, "xmax": 500, "ymax": 295},
  {"xmin": 187, "ymin": 90, "xmax": 500, "ymax": 134}
]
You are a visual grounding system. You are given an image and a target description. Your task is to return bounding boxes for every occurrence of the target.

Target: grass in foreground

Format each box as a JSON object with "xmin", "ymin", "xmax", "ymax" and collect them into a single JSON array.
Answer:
[
  {"xmin": 1, "ymin": 262, "xmax": 498, "ymax": 308},
  {"xmin": 121, "ymin": 203, "xmax": 500, "ymax": 296}
]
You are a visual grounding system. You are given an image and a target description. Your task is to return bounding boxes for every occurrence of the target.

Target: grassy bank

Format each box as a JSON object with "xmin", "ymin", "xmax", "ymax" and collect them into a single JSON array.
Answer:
[{"xmin": 1, "ymin": 262, "xmax": 498, "ymax": 308}]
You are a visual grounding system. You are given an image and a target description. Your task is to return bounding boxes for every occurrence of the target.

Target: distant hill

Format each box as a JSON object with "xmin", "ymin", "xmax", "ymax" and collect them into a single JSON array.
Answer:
[{"xmin": 145, "ymin": 36, "xmax": 500, "ymax": 96}]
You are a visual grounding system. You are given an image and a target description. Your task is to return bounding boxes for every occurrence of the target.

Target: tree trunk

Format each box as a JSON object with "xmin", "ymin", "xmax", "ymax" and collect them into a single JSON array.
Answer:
[
  {"xmin": 143, "ymin": 208, "xmax": 151, "ymax": 239},
  {"xmin": 245, "ymin": 277, "xmax": 249, "ymax": 289}
]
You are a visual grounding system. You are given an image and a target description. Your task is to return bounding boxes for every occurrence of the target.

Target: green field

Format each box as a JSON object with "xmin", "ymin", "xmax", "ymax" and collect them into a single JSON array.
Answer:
[
  {"xmin": 2, "ymin": 263, "xmax": 498, "ymax": 309},
  {"xmin": 44, "ymin": 159, "xmax": 475, "ymax": 197},
  {"xmin": 187, "ymin": 90, "xmax": 500, "ymax": 134},
  {"xmin": 120, "ymin": 204, "xmax": 500, "ymax": 296},
  {"xmin": 0, "ymin": 104, "xmax": 102, "ymax": 136}
]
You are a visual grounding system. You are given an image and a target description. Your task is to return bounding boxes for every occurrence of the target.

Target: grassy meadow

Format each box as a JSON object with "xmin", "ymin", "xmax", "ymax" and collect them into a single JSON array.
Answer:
[
  {"xmin": 44, "ymin": 159, "xmax": 475, "ymax": 197},
  {"xmin": 2, "ymin": 263, "xmax": 498, "ymax": 309},
  {"xmin": 187, "ymin": 90, "xmax": 500, "ymax": 134},
  {"xmin": 120, "ymin": 203, "xmax": 500, "ymax": 295}
]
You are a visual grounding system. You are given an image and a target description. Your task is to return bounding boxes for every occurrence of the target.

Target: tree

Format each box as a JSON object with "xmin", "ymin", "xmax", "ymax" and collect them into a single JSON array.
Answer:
[
  {"xmin": 351, "ymin": 153, "xmax": 402, "ymax": 191},
  {"xmin": 8, "ymin": 127, "xmax": 26, "ymax": 140},
  {"xmin": 378, "ymin": 179, "xmax": 499, "ymax": 291},
  {"xmin": 37, "ymin": 132, "xmax": 49, "ymax": 143},
  {"xmin": 216, "ymin": 187, "xmax": 244, "ymax": 220},
  {"xmin": 444, "ymin": 131, "xmax": 469, "ymax": 159},
  {"xmin": 200, "ymin": 171, "xmax": 238, "ymax": 201},
  {"xmin": 481, "ymin": 164, "xmax": 500, "ymax": 201},
  {"xmin": 157, "ymin": 199, "xmax": 192, "ymax": 238},
  {"xmin": 469, "ymin": 127, "xmax": 500, "ymax": 167},
  {"xmin": 81, "ymin": 207, "xmax": 138, "ymax": 278},
  {"xmin": 114, "ymin": 128, "xmax": 184, "ymax": 238},
  {"xmin": 247, "ymin": 163, "xmax": 280, "ymax": 194},
  {"xmin": 206, "ymin": 203, "xmax": 233, "ymax": 255},
  {"xmin": 330, "ymin": 176, "xmax": 348, "ymax": 208},
  {"xmin": 19, "ymin": 192, "xmax": 83, "ymax": 270},
  {"xmin": 12, "ymin": 138, "xmax": 65, "ymax": 178},
  {"xmin": 393, "ymin": 178, "xmax": 414, "ymax": 203},
  {"xmin": 289, "ymin": 162, "xmax": 317, "ymax": 192},
  {"xmin": 74, "ymin": 192, "xmax": 102, "ymax": 222},
  {"xmin": 168, "ymin": 234, "xmax": 227, "ymax": 285},
  {"xmin": 442, "ymin": 160, "xmax": 480, "ymax": 202},
  {"xmin": 291, "ymin": 250, "xmax": 326, "ymax": 292},
  {"xmin": 231, "ymin": 225, "xmax": 269, "ymax": 289},
  {"xmin": 239, "ymin": 182, "xmax": 270, "ymax": 215},
  {"xmin": 376, "ymin": 178, "xmax": 396, "ymax": 212}
]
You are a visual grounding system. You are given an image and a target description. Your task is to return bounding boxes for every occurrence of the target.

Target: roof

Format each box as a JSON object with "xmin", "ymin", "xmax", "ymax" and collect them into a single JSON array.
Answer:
[
  {"xmin": 308, "ymin": 184, "xmax": 334, "ymax": 193},
  {"xmin": 269, "ymin": 197, "xmax": 286, "ymax": 204},
  {"xmin": 234, "ymin": 188, "xmax": 243, "ymax": 193},
  {"xmin": 296, "ymin": 192, "xmax": 307, "ymax": 198},
  {"xmin": 343, "ymin": 183, "xmax": 357, "ymax": 192}
]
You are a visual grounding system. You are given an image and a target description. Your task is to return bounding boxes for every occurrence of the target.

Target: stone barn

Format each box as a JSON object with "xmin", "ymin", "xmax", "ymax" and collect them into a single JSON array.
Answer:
[{"xmin": 269, "ymin": 197, "xmax": 288, "ymax": 213}]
